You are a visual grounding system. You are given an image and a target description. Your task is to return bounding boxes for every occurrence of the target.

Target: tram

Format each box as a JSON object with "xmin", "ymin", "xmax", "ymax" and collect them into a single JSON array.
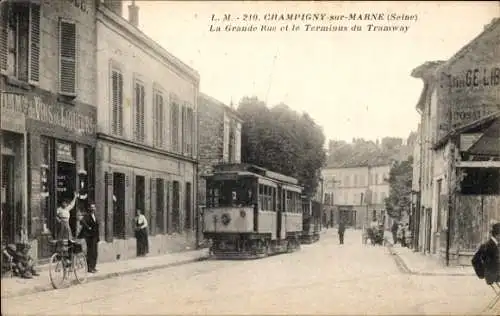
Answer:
[{"xmin": 202, "ymin": 164, "xmax": 303, "ymax": 259}]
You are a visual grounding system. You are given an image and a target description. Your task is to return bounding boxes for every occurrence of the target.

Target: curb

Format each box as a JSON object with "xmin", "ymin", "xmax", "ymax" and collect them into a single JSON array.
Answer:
[
  {"xmin": 385, "ymin": 241, "xmax": 474, "ymax": 277},
  {"xmin": 2, "ymin": 255, "xmax": 209, "ymax": 299}
]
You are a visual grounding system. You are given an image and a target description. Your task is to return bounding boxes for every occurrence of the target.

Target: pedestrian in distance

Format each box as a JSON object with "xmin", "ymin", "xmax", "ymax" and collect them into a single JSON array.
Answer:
[
  {"xmin": 134, "ymin": 209, "xmax": 149, "ymax": 257},
  {"xmin": 56, "ymin": 192, "xmax": 78, "ymax": 241},
  {"xmin": 78, "ymin": 203, "xmax": 100, "ymax": 273},
  {"xmin": 338, "ymin": 221, "xmax": 346, "ymax": 245},
  {"xmin": 391, "ymin": 221, "xmax": 399, "ymax": 245}
]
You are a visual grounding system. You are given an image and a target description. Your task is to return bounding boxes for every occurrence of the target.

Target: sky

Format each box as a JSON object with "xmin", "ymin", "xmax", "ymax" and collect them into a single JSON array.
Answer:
[{"xmin": 121, "ymin": 1, "xmax": 499, "ymax": 143}]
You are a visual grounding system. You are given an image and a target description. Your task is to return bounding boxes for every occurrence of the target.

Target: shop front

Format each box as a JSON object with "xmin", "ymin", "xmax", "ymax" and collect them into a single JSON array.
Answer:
[{"xmin": 0, "ymin": 90, "xmax": 96, "ymax": 260}]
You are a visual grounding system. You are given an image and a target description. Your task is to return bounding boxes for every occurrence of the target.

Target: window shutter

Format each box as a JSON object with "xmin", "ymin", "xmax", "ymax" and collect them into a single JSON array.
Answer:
[
  {"xmin": 0, "ymin": 2, "xmax": 8, "ymax": 72},
  {"xmin": 111, "ymin": 71, "xmax": 118, "ymax": 134},
  {"xmin": 140, "ymin": 84, "xmax": 145, "ymax": 141},
  {"xmin": 117, "ymin": 72, "xmax": 123, "ymax": 135},
  {"xmin": 59, "ymin": 20, "xmax": 76, "ymax": 95},
  {"xmin": 29, "ymin": 4, "xmax": 40, "ymax": 83},
  {"xmin": 135, "ymin": 83, "xmax": 140, "ymax": 140}
]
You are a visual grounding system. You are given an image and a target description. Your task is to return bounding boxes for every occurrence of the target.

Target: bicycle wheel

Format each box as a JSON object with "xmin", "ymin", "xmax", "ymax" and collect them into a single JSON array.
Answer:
[
  {"xmin": 72, "ymin": 253, "xmax": 88, "ymax": 284},
  {"xmin": 49, "ymin": 253, "xmax": 67, "ymax": 289}
]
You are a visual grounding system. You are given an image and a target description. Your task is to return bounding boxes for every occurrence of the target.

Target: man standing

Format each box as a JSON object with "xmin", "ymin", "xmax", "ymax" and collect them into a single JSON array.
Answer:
[
  {"xmin": 391, "ymin": 221, "xmax": 399, "ymax": 245},
  {"xmin": 78, "ymin": 203, "xmax": 99, "ymax": 273},
  {"xmin": 338, "ymin": 221, "xmax": 346, "ymax": 245}
]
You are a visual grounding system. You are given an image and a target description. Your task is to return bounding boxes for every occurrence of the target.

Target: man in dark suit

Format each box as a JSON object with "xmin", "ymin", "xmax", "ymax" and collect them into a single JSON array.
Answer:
[
  {"xmin": 78, "ymin": 203, "xmax": 100, "ymax": 273},
  {"xmin": 338, "ymin": 221, "xmax": 346, "ymax": 245},
  {"xmin": 473, "ymin": 223, "xmax": 500, "ymax": 285}
]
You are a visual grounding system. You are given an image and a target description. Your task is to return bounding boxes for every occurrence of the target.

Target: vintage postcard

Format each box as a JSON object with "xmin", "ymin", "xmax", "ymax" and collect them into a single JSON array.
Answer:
[{"xmin": 1, "ymin": 0, "xmax": 499, "ymax": 315}]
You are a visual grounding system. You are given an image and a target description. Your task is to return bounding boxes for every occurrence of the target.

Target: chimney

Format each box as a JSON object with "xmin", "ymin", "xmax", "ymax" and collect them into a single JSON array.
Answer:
[
  {"xmin": 128, "ymin": 0, "xmax": 139, "ymax": 28},
  {"xmin": 103, "ymin": 0, "xmax": 123, "ymax": 17}
]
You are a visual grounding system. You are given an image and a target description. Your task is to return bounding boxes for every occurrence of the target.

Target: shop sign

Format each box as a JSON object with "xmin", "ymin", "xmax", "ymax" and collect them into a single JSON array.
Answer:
[
  {"xmin": 56, "ymin": 142, "xmax": 75, "ymax": 162},
  {"xmin": 438, "ymin": 65, "xmax": 500, "ymax": 129},
  {"xmin": 0, "ymin": 92, "xmax": 96, "ymax": 135},
  {"xmin": 0, "ymin": 108, "xmax": 25, "ymax": 133}
]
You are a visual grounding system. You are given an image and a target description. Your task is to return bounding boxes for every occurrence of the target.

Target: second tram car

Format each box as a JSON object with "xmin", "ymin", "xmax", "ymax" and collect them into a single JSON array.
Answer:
[
  {"xmin": 203, "ymin": 164, "xmax": 303, "ymax": 259},
  {"xmin": 301, "ymin": 199, "xmax": 321, "ymax": 244}
]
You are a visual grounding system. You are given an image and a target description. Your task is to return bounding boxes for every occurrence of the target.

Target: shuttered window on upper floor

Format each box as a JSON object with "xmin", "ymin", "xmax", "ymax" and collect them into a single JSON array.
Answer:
[
  {"xmin": 111, "ymin": 68, "xmax": 123, "ymax": 136},
  {"xmin": 134, "ymin": 80, "xmax": 145, "ymax": 142},
  {"xmin": 0, "ymin": 2, "xmax": 40, "ymax": 84},
  {"xmin": 59, "ymin": 19, "xmax": 76, "ymax": 96},
  {"xmin": 170, "ymin": 99, "xmax": 179, "ymax": 153},
  {"xmin": 181, "ymin": 104, "xmax": 194, "ymax": 156},
  {"xmin": 153, "ymin": 89, "xmax": 165, "ymax": 147}
]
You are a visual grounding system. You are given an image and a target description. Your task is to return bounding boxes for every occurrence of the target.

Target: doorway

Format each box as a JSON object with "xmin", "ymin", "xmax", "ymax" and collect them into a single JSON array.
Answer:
[
  {"xmin": 56, "ymin": 161, "xmax": 77, "ymax": 237},
  {"xmin": 1, "ymin": 154, "xmax": 16, "ymax": 245},
  {"xmin": 113, "ymin": 172, "xmax": 126, "ymax": 238},
  {"xmin": 425, "ymin": 208, "xmax": 432, "ymax": 253},
  {"xmin": 135, "ymin": 175, "xmax": 145, "ymax": 216}
]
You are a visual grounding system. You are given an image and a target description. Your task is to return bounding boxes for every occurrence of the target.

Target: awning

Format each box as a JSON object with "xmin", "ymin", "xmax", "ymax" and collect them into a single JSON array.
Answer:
[{"xmin": 465, "ymin": 118, "xmax": 500, "ymax": 156}]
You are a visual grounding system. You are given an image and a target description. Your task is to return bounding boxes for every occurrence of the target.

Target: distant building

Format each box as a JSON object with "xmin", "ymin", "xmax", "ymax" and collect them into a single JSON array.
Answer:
[
  {"xmin": 95, "ymin": 0, "xmax": 200, "ymax": 262},
  {"xmin": 321, "ymin": 164, "xmax": 392, "ymax": 229},
  {"xmin": 412, "ymin": 18, "xmax": 500, "ymax": 265}
]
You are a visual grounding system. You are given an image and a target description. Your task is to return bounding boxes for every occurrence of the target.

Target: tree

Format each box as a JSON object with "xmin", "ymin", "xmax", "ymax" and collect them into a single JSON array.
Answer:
[
  {"xmin": 237, "ymin": 96, "xmax": 326, "ymax": 197},
  {"xmin": 385, "ymin": 156, "xmax": 414, "ymax": 220}
]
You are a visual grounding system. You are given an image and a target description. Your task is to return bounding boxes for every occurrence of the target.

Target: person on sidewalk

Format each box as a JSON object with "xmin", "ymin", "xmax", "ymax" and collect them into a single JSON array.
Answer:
[
  {"xmin": 391, "ymin": 221, "xmax": 399, "ymax": 245},
  {"xmin": 472, "ymin": 223, "xmax": 500, "ymax": 284},
  {"xmin": 135, "ymin": 209, "xmax": 149, "ymax": 257},
  {"xmin": 78, "ymin": 203, "xmax": 100, "ymax": 273},
  {"xmin": 338, "ymin": 221, "xmax": 346, "ymax": 245},
  {"xmin": 56, "ymin": 192, "xmax": 78, "ymax": 241}
]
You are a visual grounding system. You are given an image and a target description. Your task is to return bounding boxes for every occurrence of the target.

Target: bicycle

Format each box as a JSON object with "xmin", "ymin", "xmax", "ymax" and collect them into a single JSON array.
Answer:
[{"xmin": 48, "ymin": 239, "xmax": 88, "ymax": 289}]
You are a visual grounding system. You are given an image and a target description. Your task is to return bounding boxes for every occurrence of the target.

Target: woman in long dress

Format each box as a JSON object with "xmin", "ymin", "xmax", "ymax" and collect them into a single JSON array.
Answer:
[{"xmin": 134, "ymin": 210, "xmax": 149, "ymax": 257}]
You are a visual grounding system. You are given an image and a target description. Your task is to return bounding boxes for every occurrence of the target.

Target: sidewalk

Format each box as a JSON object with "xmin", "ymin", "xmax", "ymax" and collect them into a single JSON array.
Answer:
[
  {"xmin": 387, "ymin": 242, "xmax": 475, "ymax": 276},
  {"xmin": 1, "ymin": 248, "xmax": 210, "ymax": 299}
]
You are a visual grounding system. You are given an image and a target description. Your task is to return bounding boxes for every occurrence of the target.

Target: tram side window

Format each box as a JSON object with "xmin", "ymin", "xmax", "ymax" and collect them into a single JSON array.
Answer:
[
  {"xmin": 258, "ymin": 184, "xmax": 275, "ymax": 211},
  {"xmin": 286, "ymin": 191, "xmax": 292, "ymax": 213}
]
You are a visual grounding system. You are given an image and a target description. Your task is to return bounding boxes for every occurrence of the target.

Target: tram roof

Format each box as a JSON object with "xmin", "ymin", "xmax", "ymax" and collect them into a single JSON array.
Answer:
[{"xmin": 211, "ymin": 163, "xmax": 300, "ymax": 185}]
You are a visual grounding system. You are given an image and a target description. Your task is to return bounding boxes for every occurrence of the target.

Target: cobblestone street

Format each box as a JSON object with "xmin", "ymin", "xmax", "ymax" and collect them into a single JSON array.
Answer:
[{"xmin": 1, "ymin": 230, "xmax": 496, "ymax": 315}]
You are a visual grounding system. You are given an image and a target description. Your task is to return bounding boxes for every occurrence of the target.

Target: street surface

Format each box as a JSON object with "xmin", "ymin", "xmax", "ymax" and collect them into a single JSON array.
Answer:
[{"xmin": 2, "ymin": 230, "xmax": 496, "ymax": 315}]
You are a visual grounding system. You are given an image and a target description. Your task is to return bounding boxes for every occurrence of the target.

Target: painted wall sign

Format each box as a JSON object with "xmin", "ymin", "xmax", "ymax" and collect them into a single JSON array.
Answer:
[
  {"xmin": 0, "ymin": 92, "xmax": 96, "ymax": 135},
  {"xmin": 440, "ymin": 67, "xmax": 500, "ymax": 90},
  {"xmin": 438, "ymin": 64, "xmax": 500, "ymax": 129}
]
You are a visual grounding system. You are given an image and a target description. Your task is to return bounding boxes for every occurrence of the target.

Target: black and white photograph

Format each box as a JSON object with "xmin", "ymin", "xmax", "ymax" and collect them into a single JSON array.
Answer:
[{"xmin": 1, "ymin": 0, "xmax": 499, "ymax": 314}]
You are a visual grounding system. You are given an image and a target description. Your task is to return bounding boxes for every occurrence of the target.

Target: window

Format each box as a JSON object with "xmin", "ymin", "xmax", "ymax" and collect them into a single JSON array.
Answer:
[
  {"xmin": 353, "ymin": 174, "xmax": 358, "ymax": 187},
  {"xmin": 374, "ymin": 174, "xmax": 379, "ymax": 185},
  {"xmin": 180, "ymin": 104, "xmax": 194, "ymax": 155},
  {"xmin": 134, "ymin": 80, "xmax": 145, "ymax": 142},
  {"xmin": 153, "ymin": 89, "xmax": 164, "ymax": 147},
  {"xmin": 187, "ymin": 107, "xmax": 194, "ymax": 155},
  {"xmin": 373, "ymin": 192, "xmax": 378, "ymax": 205},
  {"xmin": 0, "ymin": 2, "xmax": 40, "ymax": 83},
  {"xmin": 170, "ymin": 99, "xmax": 179, "ymax": 153},
  {"xmin": 360, "ymin": 192, "xmax": 364, "ymax": 205},
  {"xmin": 344, "ymin": 176, "xmax": 349, "ymax": 187},
  {"xmin": 59, "ymin": 19, "xmax": 76, "ymax": 96},
  {"xmin": 380, "ymin": 192, "xmax": 387, "ymax": 204},
  {"xmin": 259, "ymin": 184, "xmax": 275, "ymax": 211},
  {"xmin": 111, "ymin": 68, "xmax": 123, "ymax": 136}
]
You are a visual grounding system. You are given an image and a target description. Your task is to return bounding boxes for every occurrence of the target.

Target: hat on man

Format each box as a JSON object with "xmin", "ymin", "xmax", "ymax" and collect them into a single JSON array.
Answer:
[{"xmin": 491, "ymin": 222, "xmax": 500, "ymax": 235}]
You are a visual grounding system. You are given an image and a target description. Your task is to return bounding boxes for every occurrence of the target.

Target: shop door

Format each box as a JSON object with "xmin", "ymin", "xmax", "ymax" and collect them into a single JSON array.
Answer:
[
  {"xmin": 56, "ymin": 161, "xmax": 77, "ymax": 236},
  {"xmin": 1, "ymin": 154, "xmax": 16, "ymax": 245}
]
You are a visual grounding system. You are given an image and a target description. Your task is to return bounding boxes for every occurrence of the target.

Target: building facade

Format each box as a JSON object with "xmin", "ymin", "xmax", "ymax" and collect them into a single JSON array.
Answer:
[
  {"xmin": 197, "ymin": 93, "xmax": 242, "ymax": 206},
  {"xmin": 412, "ymin": 18, "xmax": 500, "ymax": 265},
  {"xmin": 95, "ymin": 1, "xmax": 199, "ymax": 262},
  {"xmin": 0, "ymin": 0, "xmax": 97, "ymax": 260},
  {"xmin": 322, "ymin": 164, "xmax": 391, "ymax": 229}
]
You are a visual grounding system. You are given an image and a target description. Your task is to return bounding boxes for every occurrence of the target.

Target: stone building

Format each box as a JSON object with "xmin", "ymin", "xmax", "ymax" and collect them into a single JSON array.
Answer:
[
  {"xmin": 197, "ymin": 93, "xmax": 242, "ymax": 206},
  {"xmin": 412, "ymin": 18, "xmax": 500, "ymax": 265},
  {"xmin": 95, "ymin": 1, "xmax": 199, "ymax": 262},
  {"xmin": 0, "ymin": 0, "xmax": 98, "ymax": 260}
]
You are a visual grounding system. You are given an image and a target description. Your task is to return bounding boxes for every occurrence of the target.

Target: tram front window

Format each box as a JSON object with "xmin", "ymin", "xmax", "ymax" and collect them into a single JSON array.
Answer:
[{"xmin": 207, "ymin": 178, "xmax": 255, "ymax": 207}]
